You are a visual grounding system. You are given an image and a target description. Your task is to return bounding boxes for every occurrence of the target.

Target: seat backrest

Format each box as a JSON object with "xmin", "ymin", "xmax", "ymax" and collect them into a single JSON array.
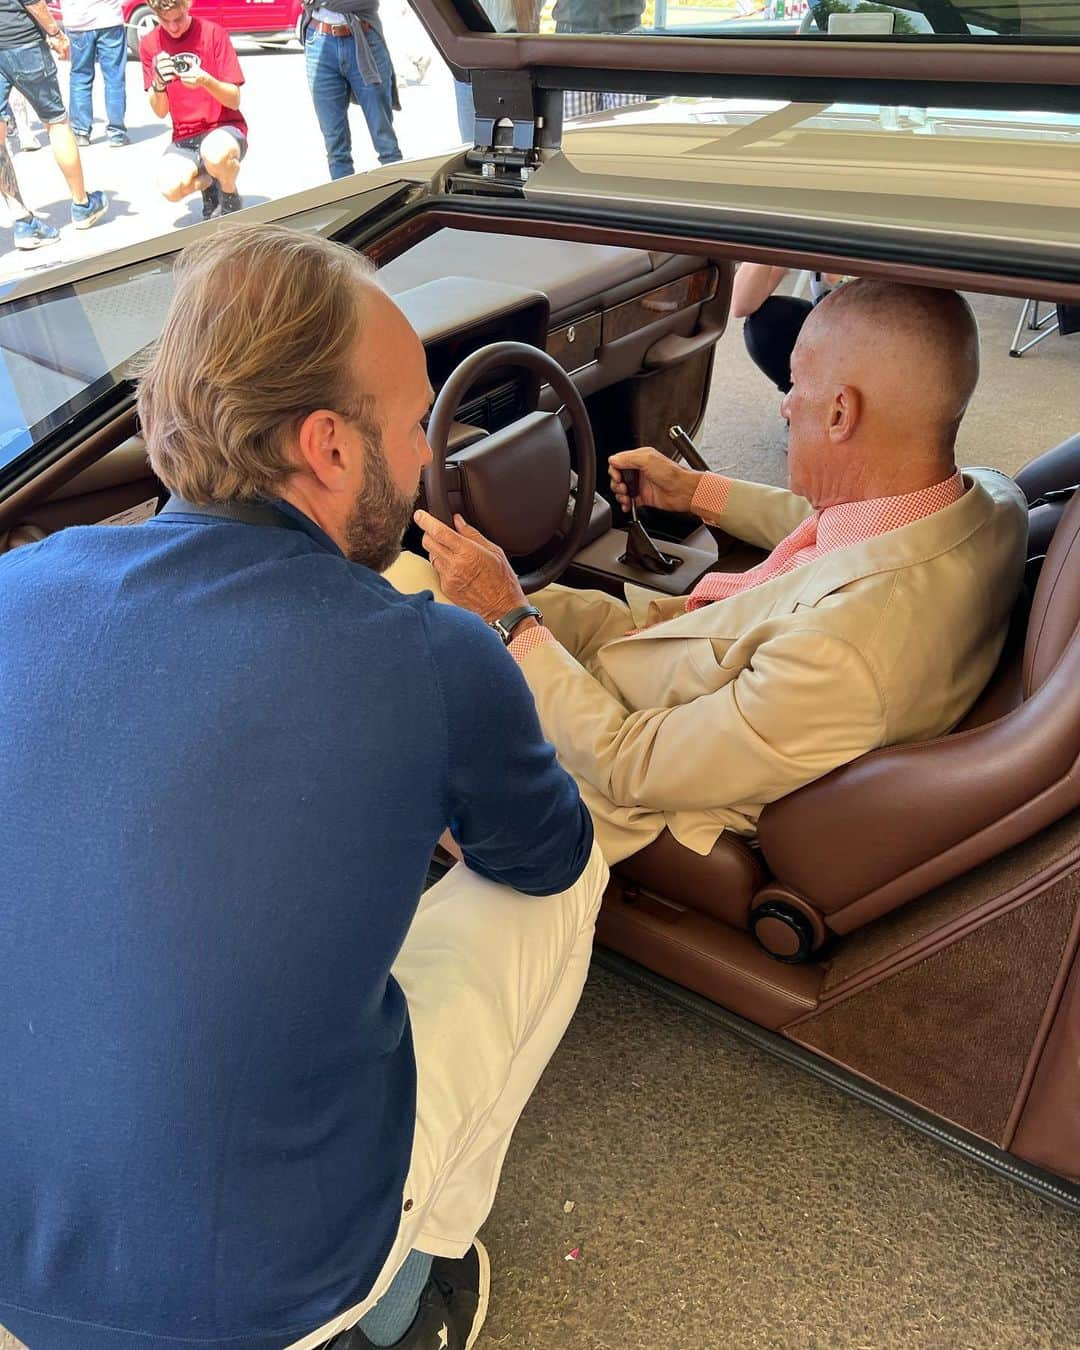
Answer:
[
  {"xmin": 1024, "ymin": 485, "xmax": 1080, "ymax": 696},
  {"xmin": 960, "ymin": 433, "xmax": 1080, "ymax": 729}
]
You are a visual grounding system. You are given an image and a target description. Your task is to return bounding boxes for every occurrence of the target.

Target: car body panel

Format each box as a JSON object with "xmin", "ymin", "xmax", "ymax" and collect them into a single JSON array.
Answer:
[{"xmin": 48, "ymin": 0, "xmax": 301, "ymax": 48}]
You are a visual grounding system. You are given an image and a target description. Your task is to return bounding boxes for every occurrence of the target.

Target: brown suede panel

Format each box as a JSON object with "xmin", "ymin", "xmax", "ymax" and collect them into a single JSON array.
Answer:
[
  {"xmin": 823, "ymin": 811, "xmax": 1079, "ymax": 991},
  {"xmin": 794, "ymin": 872, "xmax": 1079, "ymax": 1143}
]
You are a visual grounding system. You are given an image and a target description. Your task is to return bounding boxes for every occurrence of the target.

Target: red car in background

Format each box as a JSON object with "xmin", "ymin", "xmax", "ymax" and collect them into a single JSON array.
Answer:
[{"xmin": 50, "ymin": 0, "xmax": 303, "ymax": 58}]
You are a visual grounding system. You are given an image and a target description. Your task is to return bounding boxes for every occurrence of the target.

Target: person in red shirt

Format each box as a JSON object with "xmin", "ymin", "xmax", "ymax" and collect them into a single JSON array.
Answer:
[{"xmin": 140, "ymin": 0, "xmax": 246, "ymax": 219}]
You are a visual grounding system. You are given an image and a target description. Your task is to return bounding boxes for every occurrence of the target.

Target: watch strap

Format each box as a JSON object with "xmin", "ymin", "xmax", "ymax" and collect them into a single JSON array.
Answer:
[{"xmin": 491, "ymin": 604, "xmax": 542, "ymax": 645}]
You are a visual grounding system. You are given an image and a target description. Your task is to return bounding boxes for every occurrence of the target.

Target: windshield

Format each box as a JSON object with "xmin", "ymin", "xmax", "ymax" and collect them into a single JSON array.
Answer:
[{"xmin": 0, "ymin": 189, "xmax": 387, "ymax": 475}]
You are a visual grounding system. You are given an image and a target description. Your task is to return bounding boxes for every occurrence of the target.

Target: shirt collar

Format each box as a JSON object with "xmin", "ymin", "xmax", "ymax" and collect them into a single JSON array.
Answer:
[
  {"xmin": 815, "ymin": 471, "xmax": 966, "ymax": 554},
  {"xmin": 157, "ymin": 496, "xmax": 345, "ymax": 559}
]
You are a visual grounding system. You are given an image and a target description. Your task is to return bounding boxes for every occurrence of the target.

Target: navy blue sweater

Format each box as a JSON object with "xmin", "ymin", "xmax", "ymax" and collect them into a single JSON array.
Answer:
[{"xmin": 0, "ymin": 502, "xmax": 592, "ymax": 1350}]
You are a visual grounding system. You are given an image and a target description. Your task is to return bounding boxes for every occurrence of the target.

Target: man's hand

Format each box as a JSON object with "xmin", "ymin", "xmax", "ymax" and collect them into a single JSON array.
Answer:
[
  {"xmin": 414, "ymin": 510, "xmax": 527, "ymax": 622},
  {"xmin": 609, "ymin": 447, "xmax": 703, "ymax": 516},
  {"xmin": 154, "ymin": 52, "xmax": 177, "ymax": 82},
  {"xmin": 46, "ymin": 30, "xmax": 70, "ymax": 59}
]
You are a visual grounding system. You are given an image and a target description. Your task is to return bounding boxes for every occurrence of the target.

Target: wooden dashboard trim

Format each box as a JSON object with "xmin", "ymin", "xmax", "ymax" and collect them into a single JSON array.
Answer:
[{"xmin": 602, "ymin": 266, "xmax": 719, "ymax": 346}]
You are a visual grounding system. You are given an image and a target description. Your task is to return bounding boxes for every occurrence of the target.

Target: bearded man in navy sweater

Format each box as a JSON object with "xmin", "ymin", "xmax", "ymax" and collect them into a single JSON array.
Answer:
[{"xmin": 0, "ymin": 223, "xmax": 605, "ymax": 1350}]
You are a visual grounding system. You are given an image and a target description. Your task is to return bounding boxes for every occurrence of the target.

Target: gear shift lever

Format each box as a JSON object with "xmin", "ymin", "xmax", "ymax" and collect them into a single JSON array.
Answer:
[{"xmin": 619, "ymin": 467, "xmax": 681, "ymax": 575}]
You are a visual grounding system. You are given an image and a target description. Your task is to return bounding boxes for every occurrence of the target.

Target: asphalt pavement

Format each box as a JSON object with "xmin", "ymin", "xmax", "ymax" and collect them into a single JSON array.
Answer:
[{"xmin": 0, "ymin": 27, "xmax": 463, "ymax": 286}]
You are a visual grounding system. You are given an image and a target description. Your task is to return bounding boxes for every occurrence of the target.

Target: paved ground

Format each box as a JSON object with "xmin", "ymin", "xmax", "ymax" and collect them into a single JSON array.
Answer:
[{"xmin": 0, "ymin": 24, "xmax": 462, "ymax": 285}]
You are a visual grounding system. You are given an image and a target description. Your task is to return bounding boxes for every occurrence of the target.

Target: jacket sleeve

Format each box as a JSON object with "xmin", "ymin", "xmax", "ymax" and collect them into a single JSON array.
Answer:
[
  {"xmin": 517, "ymin": 626, "xmax": 886, "ymax": 815},
  {"xmin": 700, "ymin": 476, "xmax": 815, "ymax": 550},
  {"xmin": 424, "ymin": 604, "xmax": 594, "ymax": 896}
]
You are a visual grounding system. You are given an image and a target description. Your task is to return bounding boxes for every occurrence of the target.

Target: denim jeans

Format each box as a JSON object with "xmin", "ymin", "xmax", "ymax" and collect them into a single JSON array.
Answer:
[
  {"xmin": 305, "ymin": 26, "xmax": 401, "ymax": 179},
  {"xmin": 0, "ymin": 40, "xmax": 66, "ymax": 125},
  {"xmin": 68, "ymin": 25, "xmax": 127, "ymax": 137}
]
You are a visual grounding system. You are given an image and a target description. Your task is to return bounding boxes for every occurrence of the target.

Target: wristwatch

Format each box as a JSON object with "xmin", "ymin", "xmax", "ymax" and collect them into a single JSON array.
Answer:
[
  {"xmin": 490, "ymin": 604, "xmax": 542, "ymax": 645},
  {"xmin": 46, "ymin": 25, "xmax": 63, "ymax": 36}
]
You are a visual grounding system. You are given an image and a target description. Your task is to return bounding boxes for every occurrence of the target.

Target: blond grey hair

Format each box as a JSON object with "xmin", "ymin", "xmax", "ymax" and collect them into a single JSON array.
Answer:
[{"xmin": 137, "ymin": 223, "xmax": 380, "ymax": 504}]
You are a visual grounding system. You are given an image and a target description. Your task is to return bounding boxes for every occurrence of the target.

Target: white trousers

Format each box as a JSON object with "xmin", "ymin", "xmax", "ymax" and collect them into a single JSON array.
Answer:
[{"xmin": 285, "ymin": 843, "xmax": 609, "ymax": 1349}]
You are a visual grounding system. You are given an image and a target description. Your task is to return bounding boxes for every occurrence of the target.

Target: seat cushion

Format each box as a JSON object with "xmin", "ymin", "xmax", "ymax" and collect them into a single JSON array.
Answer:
[{"xmin": 613, "ymin": 828, "xmax": 767, "ymax": 929}]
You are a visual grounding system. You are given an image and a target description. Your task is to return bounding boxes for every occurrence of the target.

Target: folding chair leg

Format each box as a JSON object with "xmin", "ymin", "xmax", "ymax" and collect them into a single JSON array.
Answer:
[{"xmin": 1009, "ymin": 299, "xmax": 1060, "ymax": 357}]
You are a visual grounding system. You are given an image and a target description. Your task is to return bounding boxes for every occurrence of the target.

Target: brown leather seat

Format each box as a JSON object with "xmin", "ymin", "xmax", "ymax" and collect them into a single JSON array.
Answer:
[{"xmin": 609, "ymin": 436, "xmax": 1080, "ymax": 966}]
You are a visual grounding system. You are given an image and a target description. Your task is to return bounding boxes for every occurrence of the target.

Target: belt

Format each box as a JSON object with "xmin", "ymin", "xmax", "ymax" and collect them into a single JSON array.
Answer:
[{"xmin": 311, "ymin": 19, "xmax": 351, "ymax": 36}]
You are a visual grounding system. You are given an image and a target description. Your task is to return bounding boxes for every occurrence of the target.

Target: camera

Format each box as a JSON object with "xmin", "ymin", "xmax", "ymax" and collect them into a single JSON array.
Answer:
[{"xmin": 171, "ymin": 54, "xmax": 195, "ymax": 74}]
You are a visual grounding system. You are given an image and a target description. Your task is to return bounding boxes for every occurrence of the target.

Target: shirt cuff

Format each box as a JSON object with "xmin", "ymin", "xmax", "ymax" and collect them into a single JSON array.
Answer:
[
  {"xmin": 690, "ymin": 471, "xmax": 731, "ymax": 522},
  {"xmin": 508, "ymin": 624, "xmax": 557, "ymax": 664}
]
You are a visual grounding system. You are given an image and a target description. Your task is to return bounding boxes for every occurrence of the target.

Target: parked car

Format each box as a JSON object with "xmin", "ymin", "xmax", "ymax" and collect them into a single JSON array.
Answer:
[
  {"xmin": 49, "ymin": 0, "xmax": 302, "ymax": 58},
  {"xmin": 3, "ymin": 0, "xmax": 1079, "ymax": 1216}
]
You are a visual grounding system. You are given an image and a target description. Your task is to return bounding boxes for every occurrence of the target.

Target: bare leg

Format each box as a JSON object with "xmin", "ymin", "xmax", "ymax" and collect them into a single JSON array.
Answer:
[
  {"xmin": 156, "ymin": 152, "xmax": 200, "ymax": 202},
  {"xmin": 46, "ymin": 118, "xmax": 88, "ymax": 204},
  {"xmin": 0, "ymin": 124, "xmax": 32, "ymax": 219},
  {"xmin": 200, "ymin": 130, "xmax": 241, "ymax": 194}
]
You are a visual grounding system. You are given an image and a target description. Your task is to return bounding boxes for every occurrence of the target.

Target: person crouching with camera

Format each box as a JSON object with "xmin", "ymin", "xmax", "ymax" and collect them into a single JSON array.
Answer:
[{"xmin": 141, "ymin": 0, "xmax": 246, "ymax": 219}]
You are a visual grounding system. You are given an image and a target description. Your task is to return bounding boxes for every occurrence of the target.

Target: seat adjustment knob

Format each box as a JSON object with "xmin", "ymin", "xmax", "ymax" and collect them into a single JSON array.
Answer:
[{"xmin": 750, "ymin": 900, "xmax": 817, "ymax": 964}]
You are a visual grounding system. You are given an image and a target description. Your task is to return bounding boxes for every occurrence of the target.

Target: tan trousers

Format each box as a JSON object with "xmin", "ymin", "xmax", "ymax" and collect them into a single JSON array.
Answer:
[{"xmin": 285, "ymin": 842, "xmax": 608, "ymax": 1349}]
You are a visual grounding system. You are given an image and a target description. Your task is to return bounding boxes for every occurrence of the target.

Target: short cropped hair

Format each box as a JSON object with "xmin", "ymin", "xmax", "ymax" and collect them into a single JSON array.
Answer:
[
  {"xmin": 816, "ymin": 279, "xmax": 980, "ymax": 428},
  {"xmin": 137, "ymin": 223, "xmax": 379, "ymax": 504},
  {"xmin": 146, "ymin": 0, "xmax": 188, "ymax": 14}
]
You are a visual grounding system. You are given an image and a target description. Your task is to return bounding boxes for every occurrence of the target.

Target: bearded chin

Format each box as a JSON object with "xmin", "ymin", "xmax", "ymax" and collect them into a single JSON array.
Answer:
[{"xmin": 344, "ymin": 443, "xmax": 417, "ymax": 573}]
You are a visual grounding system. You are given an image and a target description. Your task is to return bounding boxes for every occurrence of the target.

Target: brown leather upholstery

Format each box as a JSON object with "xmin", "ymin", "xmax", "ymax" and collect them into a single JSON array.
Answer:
[
  {"xmin": 614, "ymin": 828, "xmax": 765, "ymax": 929},
  {"xmin": 596, "ymin": 874, "xmax": 822, "ymax": 1028}
]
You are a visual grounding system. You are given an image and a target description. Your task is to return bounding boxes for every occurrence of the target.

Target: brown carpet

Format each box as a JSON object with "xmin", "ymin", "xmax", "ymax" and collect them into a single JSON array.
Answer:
[
  {"xmin": 477, "ymin": 964, "xmax": 1080, "ymax": 1350},
  {"xmin": 3, "ymin": 291, "xmax": 1077, "ymax": 1350}
]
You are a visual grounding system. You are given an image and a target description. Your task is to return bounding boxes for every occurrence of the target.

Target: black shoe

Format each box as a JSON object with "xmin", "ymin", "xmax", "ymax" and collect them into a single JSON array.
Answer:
[
  {"xmin": 214, "ymin": 190, "xmax": 243, "ymax": 217},
  {"xmin": 428, "ymin": 1241, "xmax": 489, "ymax": 1349},
  {"xmin": 200, "ymin": 181, "xmax": 220, "ymax": 220},
  {"xmin": 321, "ymin": 1240, "xmax": 490, "ymax": 1350}
]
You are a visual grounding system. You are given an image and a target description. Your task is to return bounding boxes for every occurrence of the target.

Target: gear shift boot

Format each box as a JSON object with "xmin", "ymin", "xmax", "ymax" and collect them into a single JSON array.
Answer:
[{"xmin": 618, "ymin": 468, "xmax": 682, "ymax": 575}]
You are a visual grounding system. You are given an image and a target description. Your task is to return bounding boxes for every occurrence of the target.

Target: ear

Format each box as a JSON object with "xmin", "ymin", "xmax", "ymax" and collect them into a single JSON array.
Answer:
[
  {"xmin": 296, "ymin": 409, "xmax": 353, "ymax": 493},
  {"xmin": 828, "ymin": 384, "xmax": 860, "ymax": 443}
]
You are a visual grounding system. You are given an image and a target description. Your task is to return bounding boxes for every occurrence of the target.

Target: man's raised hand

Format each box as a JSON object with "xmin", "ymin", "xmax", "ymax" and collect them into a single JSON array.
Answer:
[
  {"xmin": 608, "ymin": 447, "xmax": 702, "ymax": 516},
  {"xmin": 414, "ymin": 510, "xmax": 527, "ymax": 623}
]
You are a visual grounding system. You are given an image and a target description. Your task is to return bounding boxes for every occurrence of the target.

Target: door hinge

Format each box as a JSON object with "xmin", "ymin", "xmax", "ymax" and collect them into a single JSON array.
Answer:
[{"xmin": 448, "ymin": 70, "xmax": 562, "ymax": 197}]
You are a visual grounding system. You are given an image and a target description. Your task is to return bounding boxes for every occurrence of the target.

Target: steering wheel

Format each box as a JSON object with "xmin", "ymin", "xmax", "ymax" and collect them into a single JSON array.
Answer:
[{"xmin": 424, "ymin": 341, "xmax": 597, "ymax": 594}]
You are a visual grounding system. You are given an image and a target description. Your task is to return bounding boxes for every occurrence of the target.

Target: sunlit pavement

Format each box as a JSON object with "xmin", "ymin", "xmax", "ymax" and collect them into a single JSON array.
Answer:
[{"xmin": 0, "ymin": 29, "xmax": 463, "ymax": 286}]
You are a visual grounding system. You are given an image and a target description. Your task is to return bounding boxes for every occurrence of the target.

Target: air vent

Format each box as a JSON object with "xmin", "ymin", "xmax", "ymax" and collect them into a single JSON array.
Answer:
[{"xmin": 456, "ymin": 380, "xmax": 526, "ymax": 432}]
